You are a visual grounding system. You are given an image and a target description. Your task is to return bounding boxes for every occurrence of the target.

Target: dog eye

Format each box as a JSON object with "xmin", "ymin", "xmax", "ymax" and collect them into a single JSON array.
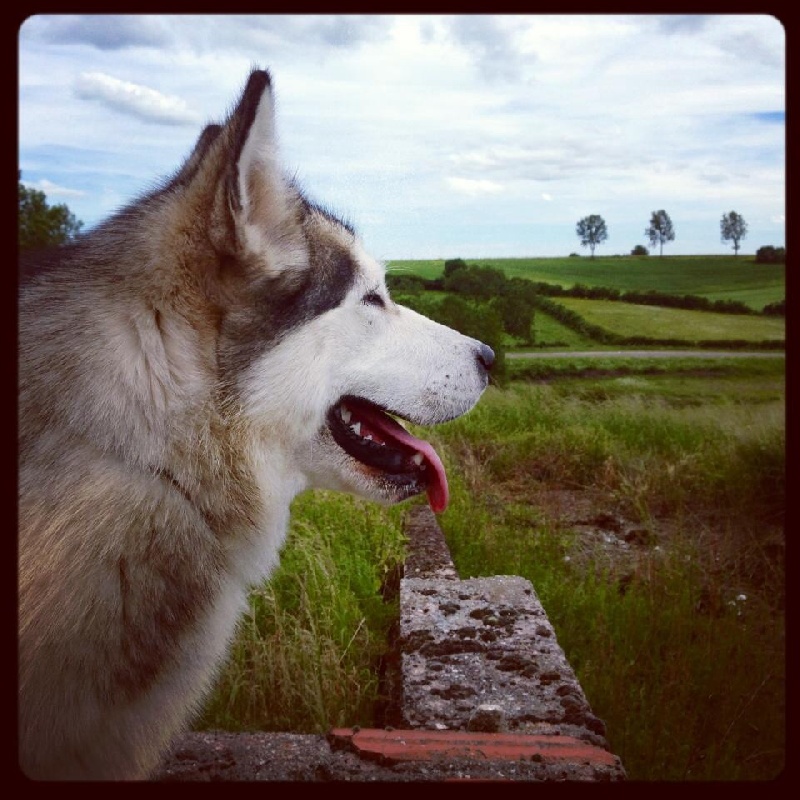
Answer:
[{"xmin": 362, "ymin": 292, "xmax": 385, "ymax": 308}]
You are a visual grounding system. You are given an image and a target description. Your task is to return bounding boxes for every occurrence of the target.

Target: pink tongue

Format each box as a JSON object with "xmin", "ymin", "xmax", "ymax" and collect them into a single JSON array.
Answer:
[{"xmin": 351, "ymin": 403, "xmax": 449, "ymax": 513}]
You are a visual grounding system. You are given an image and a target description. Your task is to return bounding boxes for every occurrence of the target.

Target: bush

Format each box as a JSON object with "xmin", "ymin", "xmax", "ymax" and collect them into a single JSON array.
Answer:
[
  {"xmin": 429, "ymin": 295, "xmax": 507, "ymax": 385},
  {"xmin": 710, "ymin": 299, "xmax": 753, "ymax": 315},
  {"xmin": 755, "ymin": 246, "xmax": 786, "ymax": 264},
  {"xmin": 385, "ymin": 273, "xmax": 425, "ymax": 294},
  {"xmin": 762, "ymin": 299, "xmax": 785, "ymax": 317},
  {"xmin": 444, "ymin": 264, "xmax": 508, "ymax": 300},
  {"xmin": 631, "ymin": 245, "xmax": 649, "ymax": 256},
  {"xmin": 491, "ymin": 293, "xmax": 534, "ymax": 343},
  {"xmin": 444, "ymin": 258, "xmax": 467, "ymax": 277}
]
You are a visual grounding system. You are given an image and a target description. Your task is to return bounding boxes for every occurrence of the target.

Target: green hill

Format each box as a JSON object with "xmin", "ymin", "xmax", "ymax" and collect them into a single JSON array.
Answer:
[
  {"xmin": 387, "ymin": 255, "xmax": 785, "ymax": 311},
  {"xmin": 555, "ymin": 297, "xmax": 785, "ymax": 342}
]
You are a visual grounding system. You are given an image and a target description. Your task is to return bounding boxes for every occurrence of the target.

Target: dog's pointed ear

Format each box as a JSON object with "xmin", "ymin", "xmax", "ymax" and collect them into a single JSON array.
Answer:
[
  {"xmin": 226, "ymin": 70, "xmax": 307, "ymax": 272},
  {"xmin": 172, "ymin": 124, "xmax": 223, "ymax": 189}
]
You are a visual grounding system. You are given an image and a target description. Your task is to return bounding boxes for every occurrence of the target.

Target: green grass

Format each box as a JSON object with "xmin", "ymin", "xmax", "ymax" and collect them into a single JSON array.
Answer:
[
  {"xmin": 387, "ymin": 260, "xmax": 444, "ymax": 280},
  {"xmin": 508, "ymin": 354, "xmax": 786, "ymax": 384},
  {"xmin": 531, "ymin": 307, "xmax": 596, "ymax": 348},
  {"xmin": 387, "ymin": 255, "xmax": 785, "ymax": 310},
  {"xmin": 196, "ymin": 492, "xmax": 407, "ymax": 733},
  {"xmin": 555, "ymin": 297, "xmax": 785, "ymax": 342},
  {"xmin": 427, "ymin": 360, "xmax": 785, "ymax": 780}
]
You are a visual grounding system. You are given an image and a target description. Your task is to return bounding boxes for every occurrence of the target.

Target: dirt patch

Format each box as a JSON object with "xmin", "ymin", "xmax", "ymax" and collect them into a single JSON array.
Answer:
[
  {"xmin": 510, "ymin": 486, "xmax": 784, "ymax": 614},
  {"xmin": 516, "ymin": 487, "xmax": 672, "ymax": 582}
]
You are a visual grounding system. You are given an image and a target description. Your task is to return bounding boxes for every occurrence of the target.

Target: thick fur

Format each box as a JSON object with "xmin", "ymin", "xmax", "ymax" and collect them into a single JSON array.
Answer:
[{"xmin": 18, "ymin": 70, "xmax": 491, "ymax": 780}]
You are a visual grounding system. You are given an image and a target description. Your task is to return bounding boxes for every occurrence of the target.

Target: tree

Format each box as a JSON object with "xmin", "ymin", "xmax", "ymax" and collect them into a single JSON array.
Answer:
[
  {"xmin": 755, "ymin": 245, "xmax": 786, "ymax": 264},
  {"xmin": 631, "ymin": 244, "xmax": 649, "ymax": 256},
  {"xmin": 433, "ymin": 295, "xmax": 507, "ymax": 384},
  {"xmin": 492, "ymin": 292, "xmax": 534, "ymax": 343},
  {"xmin": 575, "ymin": 214, "xmax": 608, "ymax": 259},
  {"xmin": 720, "ymin": 211, "xmax": 747, "ymax": 256},
  {"xmin": 443, "ymin": 258, "xmax": 467, "ymax": 278},
  {"xmin": 18, "ymin": 175, "xmax": 83, "ymax": 250},
  {"xmin": 444, "ymin": 264, "xmax": 507, "ymax": 300},
  {"xmin": 645, "ymin": 210, "xmax": 675, "ymax": 257}
]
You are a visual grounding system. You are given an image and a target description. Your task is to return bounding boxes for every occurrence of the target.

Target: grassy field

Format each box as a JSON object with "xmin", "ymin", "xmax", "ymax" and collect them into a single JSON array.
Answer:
[
  {"xmin": 430, "ymin": 358, "xmax": 785, "ymax": 780},
  {"xmin": 392, "ymin": 288, "xmax": 785, "ymax": 349},
  {"xmin": 387, "ymin": 255, "xmax": 785, "ymax": 310},
  {"xmin": 555, "ymin": 297, "xmax": 785, "ymax": 342},
  {"xmin": 532, "ymin": 307, "xmax": 596, "ymax": 348},
  {"xmin": 196, "ymin": 356, "xmax": 784, "ymax": 781},
  {"xmin": 196, "ymin": 493, "xmax": 407, "ymax": 733}
]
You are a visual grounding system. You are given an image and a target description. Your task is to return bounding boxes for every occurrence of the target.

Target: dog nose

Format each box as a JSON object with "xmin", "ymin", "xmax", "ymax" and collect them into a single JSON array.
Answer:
[{"xmin": 475, "ymin": 343, "xmax": 495, "ymax": 374}]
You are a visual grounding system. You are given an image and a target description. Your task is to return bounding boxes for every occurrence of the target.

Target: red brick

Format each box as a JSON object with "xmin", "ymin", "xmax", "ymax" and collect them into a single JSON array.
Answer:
[{"xmin": 329, "ymin": 728, "xmax": 618, "ymax": 768}]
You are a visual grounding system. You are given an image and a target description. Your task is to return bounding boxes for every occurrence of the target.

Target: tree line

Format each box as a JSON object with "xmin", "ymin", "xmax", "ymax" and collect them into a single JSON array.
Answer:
[
  {"xmin": 575, "ymin": 209, "xmax": 783, "ymax": 262},
  {"xmin": 19, "ymin": 177, "xmax": 784, "ymax": 267}
]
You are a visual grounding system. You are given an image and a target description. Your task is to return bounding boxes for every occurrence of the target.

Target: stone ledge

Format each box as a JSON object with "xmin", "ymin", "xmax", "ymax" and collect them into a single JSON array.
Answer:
[
  {"xmin": 399, "ymin": 574, "xmax": 609, "ymax": 748},
  {"xmin": 402, "ymin": 504, "xmax": 459, "ymax": 580},
  {"xmin": 155, "ymin": 728, "xmax": 625, "ymax": 781}
]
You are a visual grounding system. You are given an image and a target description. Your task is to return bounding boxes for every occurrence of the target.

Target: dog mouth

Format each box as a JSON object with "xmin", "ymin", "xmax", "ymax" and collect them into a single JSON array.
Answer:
[{"xmin": 326, "ymin": 395, "xmax": 449, "ymax": 513}]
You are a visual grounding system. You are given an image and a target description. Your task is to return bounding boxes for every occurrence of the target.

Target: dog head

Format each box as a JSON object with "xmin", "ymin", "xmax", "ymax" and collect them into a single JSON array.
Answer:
[{"xmin": 169, "ymin": 70, "xmax": 494, "ymax": 513}]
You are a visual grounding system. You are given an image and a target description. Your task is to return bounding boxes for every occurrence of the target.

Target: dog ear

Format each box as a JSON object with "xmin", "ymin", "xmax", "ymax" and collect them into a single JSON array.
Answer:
[
  {"xmin": 171, "ymin": 124, "xmax": 223, "ymax": 190},
  {"xmin": 225, "ymin": 70, "xmax": 308, "ymax": 274}
]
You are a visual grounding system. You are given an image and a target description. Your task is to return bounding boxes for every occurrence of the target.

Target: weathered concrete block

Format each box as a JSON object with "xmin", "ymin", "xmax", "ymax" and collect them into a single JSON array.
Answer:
[
  {"xmin": 399, "ymin": 574, "xmax": 609, "ymax": 749},
  {"xmin": 402, "ymin": 504, "xmax": 459, "ymax": 580}
]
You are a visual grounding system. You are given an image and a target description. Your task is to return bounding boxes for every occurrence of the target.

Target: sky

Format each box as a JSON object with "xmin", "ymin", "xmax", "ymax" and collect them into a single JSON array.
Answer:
[{"xmin": 18, "ymin": 14, "xmax": 785, "ymax": 261}]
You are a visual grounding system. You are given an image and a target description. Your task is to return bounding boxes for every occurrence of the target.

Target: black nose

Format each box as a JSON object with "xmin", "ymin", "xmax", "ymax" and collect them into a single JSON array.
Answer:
[{"xmin": 476, "ymin": 343, "xmax": 495, "ymax": 374}]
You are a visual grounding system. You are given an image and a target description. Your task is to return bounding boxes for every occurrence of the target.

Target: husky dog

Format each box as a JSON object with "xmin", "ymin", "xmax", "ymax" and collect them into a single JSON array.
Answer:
[{"xmin": 18, "ymin": 70, "xmax": 493, "ymax": 780}]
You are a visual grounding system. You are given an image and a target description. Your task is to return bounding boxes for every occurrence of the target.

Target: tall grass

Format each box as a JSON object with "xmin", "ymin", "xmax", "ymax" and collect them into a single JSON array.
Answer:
[
  {"xmin": 195, "ymin": 360, "xmax": 784, "ymax": 780},
  {"xmin": 430, "ymin": 365, "xmax": 785, "ymax": 780},
  {"xmin": 195, "ymin": 492, "xmax": 407, "ymax": 733}
]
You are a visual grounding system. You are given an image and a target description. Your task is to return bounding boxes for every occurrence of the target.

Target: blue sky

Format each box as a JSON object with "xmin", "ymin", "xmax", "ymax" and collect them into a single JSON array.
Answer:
[{"xmin": 18, "ymin": 14, "xmax": 785, "ymax": 260}]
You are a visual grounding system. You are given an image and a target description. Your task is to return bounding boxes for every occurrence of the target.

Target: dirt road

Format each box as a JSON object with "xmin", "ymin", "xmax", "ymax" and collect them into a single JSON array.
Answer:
[{"xmin": 508, "ymin": 349, "xmax": 784, "ymax": 359}]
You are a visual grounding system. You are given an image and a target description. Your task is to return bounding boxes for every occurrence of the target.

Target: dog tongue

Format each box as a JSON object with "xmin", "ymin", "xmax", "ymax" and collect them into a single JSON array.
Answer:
[
  {"xmin": 353, "ymin": 404, "xmax": 449, "ymax": 513},
  {"xmin": 394, "ymin": 432, "xmax": 449, "ymax": 514}
]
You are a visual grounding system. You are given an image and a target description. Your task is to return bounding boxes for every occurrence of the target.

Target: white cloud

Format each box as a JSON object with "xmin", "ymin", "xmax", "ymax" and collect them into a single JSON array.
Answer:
[
  {"xmin": 541, "ymin": 193, "xmax": 553, "ymax": 202},
  {"xmin": 25, "ymin": 178, "xmax": 86, "ymax": 198},
  {"xmin": 446, "ymin": 177, "xmax": 505, "ymax": 196},
  {"xmin": 74, "ymin": 72, "xmax": 201, "ymax": 126}
]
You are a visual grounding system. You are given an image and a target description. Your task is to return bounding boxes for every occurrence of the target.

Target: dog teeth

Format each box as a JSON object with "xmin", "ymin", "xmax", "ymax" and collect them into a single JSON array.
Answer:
[
  {"xmin": 412, "ymin": 452, "xmax": 424, "ymax": 466},
  {"xmin": 338, "ymin": 404, "xmax": 386, "ymax": 447}
]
